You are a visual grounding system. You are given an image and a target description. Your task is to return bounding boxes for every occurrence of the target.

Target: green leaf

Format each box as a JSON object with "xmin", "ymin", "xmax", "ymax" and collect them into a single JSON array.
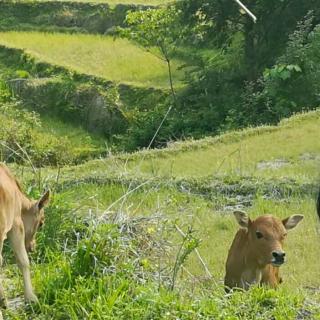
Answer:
[{"xmin": 279, "ymin": 70, "xmax": 291, "ymax": 80}]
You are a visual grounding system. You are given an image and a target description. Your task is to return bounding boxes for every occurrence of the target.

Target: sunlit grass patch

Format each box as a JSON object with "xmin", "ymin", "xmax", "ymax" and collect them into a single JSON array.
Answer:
[
  {"xmin": 0, "ymin": 31, "xmax": 184, "ymax": 88},
  {"xmin": 0, "ymin": 102, "xmax": 105, "ymax": 166},
  {"xmin": 40, "ymin": 116, "xmax": 105, "ymax": 151},
  {"xmin": 20, "ymin": 175, "xmax": 320, "ymax": 292},
  {"xmin": 127, "ymin": 109, "xmax": 320, "ymax": 181},
  {"xmin": 38, "ymin": 109, "xmax": 320, "ymax": 184}
]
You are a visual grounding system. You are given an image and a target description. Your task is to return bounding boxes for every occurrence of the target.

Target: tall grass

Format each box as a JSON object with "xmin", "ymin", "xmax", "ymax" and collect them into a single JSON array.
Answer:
[
  {"xmin": 0, "ymin": 31, "xmax": 184, "ymax": 88},
  {"xmin": 3, "ymin": 176, "xmax": 320, "ymax": 318}
]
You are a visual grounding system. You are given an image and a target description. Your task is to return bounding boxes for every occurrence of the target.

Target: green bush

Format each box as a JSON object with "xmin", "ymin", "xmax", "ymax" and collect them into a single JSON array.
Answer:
[
  {"xmin": 0, "ymin": 99, "xmax": 103, "ymax": 166},
  {"xmin": 230, "ymin": 14, "xmax": 320, "ymax": 128}
]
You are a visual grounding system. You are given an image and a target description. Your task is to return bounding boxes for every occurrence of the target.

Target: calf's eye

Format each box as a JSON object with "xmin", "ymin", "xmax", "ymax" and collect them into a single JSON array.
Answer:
[{"xmin": 256, "ymin": 231, "xmax": 263, "ymax": 239}]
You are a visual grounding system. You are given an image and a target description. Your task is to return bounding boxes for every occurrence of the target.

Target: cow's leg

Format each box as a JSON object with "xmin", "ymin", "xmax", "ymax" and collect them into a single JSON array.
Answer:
[
  {"xmin": 8, "ymin": 224, "xmax": 38, "ymax": 303},
  {"xmin": 0, "ymin": 236, "xmax": 7, "ymax": 309}
]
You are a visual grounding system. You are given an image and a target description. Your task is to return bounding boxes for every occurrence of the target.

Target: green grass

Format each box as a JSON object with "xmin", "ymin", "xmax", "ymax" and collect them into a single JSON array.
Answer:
[
  {"xmin": 39, "ymin": 109, "xmax": 320, "ymax": 184},
  {"xmin": 56, "ymin": 181, "xmax": 320, "ymax": 285},
  {"xmin": 42, "ymin": 182, "xmax": 320, "ymax": 290},
  {"xmin": 3, "ymin": 175, "xmax": 319, "ymax": 318},
  {"xmin": 32, "ymin": 109, "xmax": 320, "ymax": 290},
  {"xmin": 2, "ymin": 109, "xmax": 320, "ymax": 318},
  {"xmin": 125, "ymin": 109, "xmax": 320, "ymax": 182},
  {"xmin": 0, "ymin": 101, "xmax": 105, "ymax": 166},
  {"xmin": 28, "ymin": 0, "xmax": 171, "ymax": 5},
  {"xmin": 0, "ymin": 31, "xmax": 184, "ymax": 88},
  {"xmin": 40, "ymin": 116, "xmax": 105, "ymax": 150}
]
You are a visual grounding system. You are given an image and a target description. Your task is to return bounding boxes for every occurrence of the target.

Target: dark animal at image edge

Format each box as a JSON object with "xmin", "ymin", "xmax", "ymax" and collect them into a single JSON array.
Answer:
[
  {"xmin": 224, "ymin": 210, "xmax": 303, "ymax": 291},
  {"xmin": 0, "ymin": 163, "xmax": 50, "ymax": 308},
  {"xmin": 317, "ymin": 188, "xmax": 320, "ymax": 219}
]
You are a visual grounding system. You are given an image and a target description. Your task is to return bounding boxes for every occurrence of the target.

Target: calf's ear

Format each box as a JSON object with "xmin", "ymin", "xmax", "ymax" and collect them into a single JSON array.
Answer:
[
  {"xmin": 282, "ymin": 214, "xmax": 304, "ymax": 230},
  {"xmin": 234, "ymin": 210, "xmax": 250, "ymax": 228},
  {"xmin": 37, "ymin": 190, "xmax": 50, "ymax": 210}
]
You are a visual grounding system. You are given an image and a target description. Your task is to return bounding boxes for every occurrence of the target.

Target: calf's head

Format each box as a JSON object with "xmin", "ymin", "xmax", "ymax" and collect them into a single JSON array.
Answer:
[
  {"xmin": 22, "ymin": 190, "xmax": 50, "ymax": 252},
  {"xmin": 234, "ymin": 211, "xmax": 303, "ymax": 267}
]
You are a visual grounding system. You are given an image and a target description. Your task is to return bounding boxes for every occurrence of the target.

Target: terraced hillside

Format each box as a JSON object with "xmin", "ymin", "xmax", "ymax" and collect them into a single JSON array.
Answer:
[
  {"xmin": 0, "ymin": 31, "xmax": 183, "ymax": 88},
  {"xmin": 51, "ymin": 109, "xmax": 320, "ymax": 183},
  {"xmin": 0, "ymin": 5, "xmax": 184, "ymax": 152},
  {"xmin": 0, "ymin": 0, "xmax": 169, "ymax": 36},
  {"xmin": 133, "ymin": 110, "xmax": 320, "ymax": 181}
]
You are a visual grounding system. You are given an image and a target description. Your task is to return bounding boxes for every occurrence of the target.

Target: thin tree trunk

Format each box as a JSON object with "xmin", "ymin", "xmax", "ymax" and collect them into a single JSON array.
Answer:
[{"xmin": 166, "ymin": 57, "xmax": 176, "ymax": 104}]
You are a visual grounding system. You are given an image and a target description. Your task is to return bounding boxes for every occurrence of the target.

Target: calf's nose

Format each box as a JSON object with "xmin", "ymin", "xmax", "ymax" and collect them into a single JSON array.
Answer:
[{"xmin": 272, "ymin": 250, "xmax": 286, "ymax": 260}]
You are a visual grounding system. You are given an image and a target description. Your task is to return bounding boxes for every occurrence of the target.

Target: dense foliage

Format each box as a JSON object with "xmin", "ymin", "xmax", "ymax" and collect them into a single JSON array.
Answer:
[
  {"xmin": 120, "ymin": 1, "xmax": 320, "ymax": 147},
  {"xmin": 0, "ymin": 81, "xmax": 104, "ymax": 166}
]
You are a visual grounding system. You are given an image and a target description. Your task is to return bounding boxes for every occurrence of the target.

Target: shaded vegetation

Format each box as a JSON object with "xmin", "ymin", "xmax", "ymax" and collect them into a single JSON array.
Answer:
[{"xmin": 0, "ymin": 1, "xmax": 151, "ymax": 34}]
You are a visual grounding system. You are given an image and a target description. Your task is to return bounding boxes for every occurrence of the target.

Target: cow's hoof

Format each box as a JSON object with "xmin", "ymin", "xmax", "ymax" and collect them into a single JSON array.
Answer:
[
  {"xmin": 25, "ymin": 293, "xmax": 39, "ymax": 304},
  {"xmin": 0, "ymin": 297, "xmax": 8, "ymax": 309}
]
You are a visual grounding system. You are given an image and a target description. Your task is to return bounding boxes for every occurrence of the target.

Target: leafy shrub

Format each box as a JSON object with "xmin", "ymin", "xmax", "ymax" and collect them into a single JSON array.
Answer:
[
  {"xmin": 232, "ymin": 13, "xmax": 320, "ymax": 128},
  {"xmin": 119, "ymin": 102, "xmax": 173, "ymax": 150},
  {"xmin": 0, "ymin": 99, "xmax": 102, "ymax": 166}
]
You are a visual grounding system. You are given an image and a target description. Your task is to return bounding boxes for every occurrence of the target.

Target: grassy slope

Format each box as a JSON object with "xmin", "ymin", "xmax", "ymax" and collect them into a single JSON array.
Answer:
[
  {"xmin": 0, "ymin": 31, "xmax": 183, "ymax": 88},
  {"xmin": 13, "ymin": 109, "xmax": 320, "ymax": 279},
  {"xmin": 134, "ymin": 110, "xmax": 320, "ymax": 181},
  {"xmin": 0, "ymin": 108, "xmax": 106, "ymax": 165},
  {"xmin": 41, "ymin": 181, "xmax": 320, "ymax": 289},
  {"xmin": 39, "ymin": 116, "xmax": 106, "ymax": 152},
  {"xmin": 3, "ymin": 110, "xmax": 320, "ymax": 318},
  {"xmin": 49, "ymin": 110, "xmax": 320, "ymax": 287},
  {"xmin": 0, "ymin": 64, "xmax": 106, "ymax": 165},
  {"xmin": 50, "ymin": 109, "xmax": 320, "ymax": 184}
]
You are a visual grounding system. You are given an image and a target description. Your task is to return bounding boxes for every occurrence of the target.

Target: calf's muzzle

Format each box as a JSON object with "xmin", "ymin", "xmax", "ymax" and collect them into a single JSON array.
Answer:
[{"xmin": 271, "ymin": 250, "xmax": 286, "ymax": 266}]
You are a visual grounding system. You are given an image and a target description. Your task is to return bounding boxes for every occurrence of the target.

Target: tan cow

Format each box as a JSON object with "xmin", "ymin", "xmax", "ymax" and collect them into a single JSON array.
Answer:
[
  {"xmin": 224, "ymin": 210, "xmax": 303, "ymax": 291},
  {"xmin": 0, "ymin": 163, "xmax": 50, "ymax": 307}
]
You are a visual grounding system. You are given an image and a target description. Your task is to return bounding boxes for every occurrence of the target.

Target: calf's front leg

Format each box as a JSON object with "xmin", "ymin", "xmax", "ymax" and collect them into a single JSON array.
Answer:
[
  {"xmin": 0, "ymin": 236, "xmax": 7, "ymax": 308},
  {"xmin": 8, "ymin": 223, "xmax": 38, "ymax": 303}
]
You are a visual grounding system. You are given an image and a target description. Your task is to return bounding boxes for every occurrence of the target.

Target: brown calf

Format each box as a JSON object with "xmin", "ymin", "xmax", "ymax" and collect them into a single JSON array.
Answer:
[
  {"xmin": 0, "ymin": 163, "xmax": 49, "ymax": 307},
  {"xmin": 224, "ymin": 210, "xmax": 303, "ymax": 291}
]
